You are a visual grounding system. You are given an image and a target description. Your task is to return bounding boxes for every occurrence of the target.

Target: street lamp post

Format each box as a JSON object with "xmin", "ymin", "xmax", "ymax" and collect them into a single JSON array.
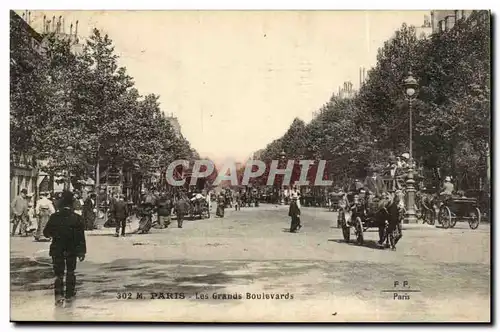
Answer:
[
  {"xmin": 280, "ymin": 150, "xmax": 286, "ymax": 205},
  {"xmin": 403, "ymin": 72, "xmax": 419, "ymax": 224}
]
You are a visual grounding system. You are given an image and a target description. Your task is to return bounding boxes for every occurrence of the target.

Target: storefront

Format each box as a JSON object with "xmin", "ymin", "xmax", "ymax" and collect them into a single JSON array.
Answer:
[{"xmin": 10, "ymin": 153, "xmax": 38, "ymax": 203}]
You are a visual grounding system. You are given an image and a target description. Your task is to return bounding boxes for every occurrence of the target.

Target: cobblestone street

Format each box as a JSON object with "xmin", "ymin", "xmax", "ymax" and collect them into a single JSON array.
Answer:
[{"xmin": 10, "ymin": 204, "xmax": 490, "ymax": 322}]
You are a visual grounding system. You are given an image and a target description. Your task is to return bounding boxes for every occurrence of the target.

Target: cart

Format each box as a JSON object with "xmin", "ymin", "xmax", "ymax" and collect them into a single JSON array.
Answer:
[
  {"xmin": 339, "ymin": 191, "xmax": 402, "ymax": 248},
  {"xmin": 438, "ymin": 196, "xmax": 481, "ymax": 230},
  {"xmin": 189, "ymin": 198, "xmax": 210, "ymax": 219}
]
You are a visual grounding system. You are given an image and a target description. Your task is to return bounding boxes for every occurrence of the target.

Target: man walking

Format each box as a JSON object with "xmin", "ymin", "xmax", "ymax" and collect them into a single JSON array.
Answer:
[
  {"xmin": 174, "ymin": 195, "xmax": 189, "ymax": 228},
  {"xmin": 110, "ymin": 194, "xmax": 129, "ymax": 237},
  {"xmin": 43, "ymin": 191, "xmax": 86, "ymax": 307},
  {"xmin": 288, "ymin": 194, "xmax": 301, "ymax": 233},
  {"xmin": 234, "ymin": 191, "xmax": 241, "ymax": 211},
  {"xmin": 216, "ymin": 192, "xmax": 226, "ymax": 217},
  {"xmin": 157, "ymin": 193, "xmax": 173, "ymax": 229},
  {"xmin": 35, "ymin": 192, "xmax": 55, "ymax": 241},
  {"xmin": 11, "ymin": 189, "xmax": 28, "ymax": 236},
  {"xmin": 83, "ymin": 193, "xmax": 97, "ymax": 230},
  {"xmin": 73, "ymin": 191, "xmax": 84, "ymax": 216}
]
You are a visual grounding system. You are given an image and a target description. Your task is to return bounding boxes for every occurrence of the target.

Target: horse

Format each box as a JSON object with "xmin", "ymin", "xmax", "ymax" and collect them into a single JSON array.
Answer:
[{"xmin": 376, "ymin": 190, "xmax": 404, "ymax": 250}]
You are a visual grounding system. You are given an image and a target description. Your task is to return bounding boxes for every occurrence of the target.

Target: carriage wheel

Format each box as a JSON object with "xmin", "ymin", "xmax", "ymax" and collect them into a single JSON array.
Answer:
[
  {"xmin": 468, "ymin": 208, "xmax": 481, "ymax": 230},
  {"xmin": 354, "ymin": 217, "xmax": 364, "ymax": 245},
  {"xmin": 439, "ymin": 206, "xmax": 452, "ymax": 229},
  {"xmin": 340, "ymin": 212, "xmax": 350, "ymax": 242},
  {"xmin": 450, "ymin": 214, "xmax": 457, "ymax": 228},
  {"xmin": 385, "ymin": 222, "xmax": 395, "ymax": 249}
]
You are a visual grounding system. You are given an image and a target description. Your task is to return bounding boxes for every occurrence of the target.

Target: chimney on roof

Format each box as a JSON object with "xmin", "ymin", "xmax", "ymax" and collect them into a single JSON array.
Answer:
[
  {"xmin": 28, "ymin": 11, "xmax": 31, "ymax": 24},
  {"xmin": 43, "ymin": 15, "xmax": 46, "ymax": 33},
  {"xmin": 57, "ymin": 16, "xmax": 62, "ymax": 33},
  {"xmin": 70, "ymin": 22, "xmax": 73, "ymax": 36},
  {"xmin": 75, "ymin": 20, "xmax": 79, "ymax": 37}
]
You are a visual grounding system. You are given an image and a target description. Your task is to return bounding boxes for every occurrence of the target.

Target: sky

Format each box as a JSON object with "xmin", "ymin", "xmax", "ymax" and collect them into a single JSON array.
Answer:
[{"xmin": 20, "ymin": 10, "xmax": 428, "ymax": 164}]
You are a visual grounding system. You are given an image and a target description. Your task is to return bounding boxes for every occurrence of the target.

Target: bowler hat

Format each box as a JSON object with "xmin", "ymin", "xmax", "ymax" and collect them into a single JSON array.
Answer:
[{"xmin": 60, "ymin": 190, "xmax": 74, "ymax": 208}]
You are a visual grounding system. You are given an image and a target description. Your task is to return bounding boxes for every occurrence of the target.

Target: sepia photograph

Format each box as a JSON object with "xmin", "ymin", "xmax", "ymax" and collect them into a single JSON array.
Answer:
[{"xmin": 9, "ymin": 8, "xmax": 491, "ymax": 323}]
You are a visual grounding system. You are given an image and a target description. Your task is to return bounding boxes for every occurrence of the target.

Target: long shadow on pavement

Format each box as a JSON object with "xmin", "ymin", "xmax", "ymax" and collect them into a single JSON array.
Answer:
[{"xmin": 328, "ymin": 238, "xmax": 385, "ymax": 250}]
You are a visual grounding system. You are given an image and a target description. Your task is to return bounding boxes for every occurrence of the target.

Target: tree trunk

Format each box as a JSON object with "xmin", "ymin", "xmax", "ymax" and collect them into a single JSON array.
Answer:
[
  {"xmin": 95, "ymin": 143, "xmax": 100, "ymax": 209},
  {"xmin": 450, "ymin": 143, "xmax": 457, "ymax": 190}
]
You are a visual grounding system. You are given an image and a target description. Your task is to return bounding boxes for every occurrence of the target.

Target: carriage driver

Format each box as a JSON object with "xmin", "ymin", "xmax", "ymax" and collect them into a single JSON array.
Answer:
[{"xmin": 363, "ymin": 166, "xmax": 389, "ymax": 212}]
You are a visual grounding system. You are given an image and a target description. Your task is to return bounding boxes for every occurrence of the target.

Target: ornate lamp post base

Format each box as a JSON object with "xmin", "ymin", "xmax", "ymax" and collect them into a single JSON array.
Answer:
[{"xmin": 405, "ymin": 167, "xmax": 417, "ymax": 224}]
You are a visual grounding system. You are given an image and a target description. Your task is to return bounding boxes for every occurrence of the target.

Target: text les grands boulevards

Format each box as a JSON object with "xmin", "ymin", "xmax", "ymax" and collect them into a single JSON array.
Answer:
[{"xmin": 116, "ymin": 292, "xmax": 294, "ymax": 300}]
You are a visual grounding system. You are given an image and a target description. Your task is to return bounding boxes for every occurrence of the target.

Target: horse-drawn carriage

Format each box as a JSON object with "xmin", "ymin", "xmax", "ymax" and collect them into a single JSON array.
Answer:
[
  {"xmin": 438, "ymin": 196, "xmax": 481, "ymax": 229},
  {"xmin": 338, "ymin": 190, "xmax": 404, "ymax": 249},
  {"xmin": 189, "ymin": 195, "xmax": 210, "ymax": 219},
  {"xmin": 416, "ymin": 190, "xmax": 481, "ymax": 230}
]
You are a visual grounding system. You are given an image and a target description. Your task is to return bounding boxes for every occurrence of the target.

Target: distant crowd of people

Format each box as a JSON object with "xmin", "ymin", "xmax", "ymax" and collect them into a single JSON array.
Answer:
[{"xmin": 10, "ymin": 189, "xmax": 97, "ymax": 239}]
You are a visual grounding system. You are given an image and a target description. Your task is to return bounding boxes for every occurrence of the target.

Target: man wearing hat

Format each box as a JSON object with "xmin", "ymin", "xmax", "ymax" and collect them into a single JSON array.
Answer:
[
  {"xmin": 110, "ymin": 194, "xmax": 129, "ymax": 237},
  {"xmin": 11, "ymin": 188, "xmax": 28, "ymax": 236},
  {"xmin": 35, "ymin": 191, "xmax": 55, "ymax": 241},
  {"xmin": 216, "ymin": 192, "xmax": 226, "ymax": 218},
  {"xmin": 363, "ymin": 166, "xmax": 387, "ymax": 198},
  {"xmin": 43, "ymin": 190, "xmax": 86, "ymax": 307},
  {"xmin": 73, "ymin": 190, "xmax": 84, "ymax": 216},
  {"xmin": 288, "ymin": 193, "xmax": 301, "ymax": 233}
]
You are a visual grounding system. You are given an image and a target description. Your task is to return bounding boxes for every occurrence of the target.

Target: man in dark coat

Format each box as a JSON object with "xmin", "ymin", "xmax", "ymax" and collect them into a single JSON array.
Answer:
[
  {"xmin": 363, "ymin": 167, "xmax": 387, "ymax": 197},
  {"xmin": 174, "ymin": 195, "xmax": 189, "ymax": 228},
  {"xmin": 43, "ymin": 190, "xmax": 86, "ymax": 307},
  {"xmin": 83, "ymin": 193, "xmax": 96, "ymax": 230},
  {"xmin": 288, "ymin": 195, "xmax": 301, "ymax": 233},
  {"xmin": 216, "ymin": 193, "xmax": 225, "ymax": 217},
  {"xmin": 157, "ymin": 194, "xmax": 173, "ymax": 228},
  {"xmin": 110, "ymin": 194, "xmax": 129, "ymax": 237},
  {"xmin": 363, "ymin": 167, "xmax": 389, "ymax": 211},
  {"xmin": 234, "ymin": 191, "xmax": 241, "ymax": 211}
]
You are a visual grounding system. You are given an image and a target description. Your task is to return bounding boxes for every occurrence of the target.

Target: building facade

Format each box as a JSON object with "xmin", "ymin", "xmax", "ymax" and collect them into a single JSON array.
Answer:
[
  {"xmin": 10, "ymin": 10, "xmax": 84, "ymax": 203},
  {"xmin": 166, "ymin": 113, "xmax": 183, "ymax": 137},
  {"xmin": 431, "ymin": 10, "xmax": 475, "ymax": 34},
  {"xmin": 415, "ymin": 15, "xmax": 432, "ymax": 39},
  {"xmin": 337, "ymin": 81, "xmax": 356, "ymax": 99},
  {"xmin": 10, "ymin": 10, "xmax": 44, "ymax": 203}
]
